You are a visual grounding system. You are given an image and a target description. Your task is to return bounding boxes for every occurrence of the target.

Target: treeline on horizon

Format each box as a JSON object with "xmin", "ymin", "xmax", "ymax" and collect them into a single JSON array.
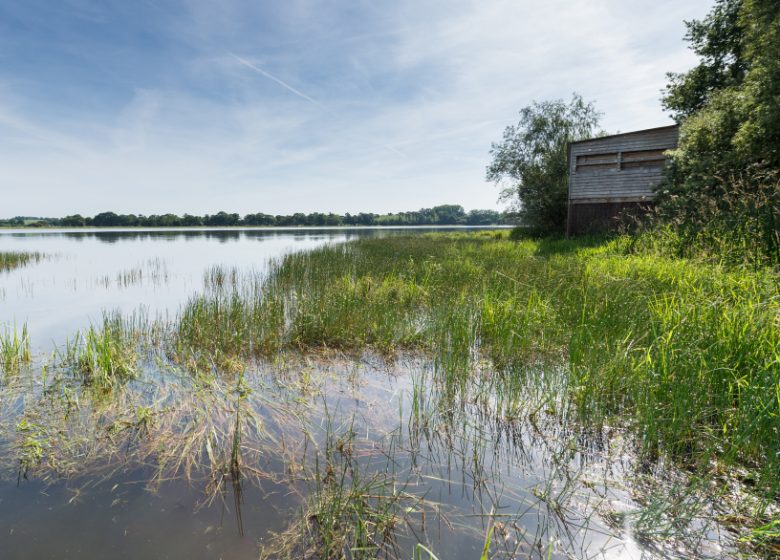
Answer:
[{"xmin": 1, "ymin": 204, "xmax": 510, "ymax": 228}]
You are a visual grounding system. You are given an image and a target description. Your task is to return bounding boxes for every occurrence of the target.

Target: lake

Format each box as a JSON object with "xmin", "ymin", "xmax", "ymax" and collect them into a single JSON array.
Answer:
[
  {"xmin": 0, "ymin": 227, "xmax": 504, "ymax": 348},
  {"xmin": 0, "ymin": 228, "xmax": 737, "ymax": 560}
]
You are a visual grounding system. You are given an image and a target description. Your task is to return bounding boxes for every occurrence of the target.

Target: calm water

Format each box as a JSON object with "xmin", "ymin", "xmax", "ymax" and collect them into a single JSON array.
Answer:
[
  {"xmin": 0, "ymin": 228, "xmax": 737, "ymax": 559},
  {"xmin": 0, "ymin": 227, "xmax": 500, "ymax": 348}
]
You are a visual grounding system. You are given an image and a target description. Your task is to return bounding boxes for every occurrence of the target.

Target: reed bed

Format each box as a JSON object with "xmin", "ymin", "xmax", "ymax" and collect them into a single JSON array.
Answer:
[
  {"xmin": 0, "ymin": 323, "xmax": 31, "ymax": 374},
  {"xmin": 2, "ymin": 233, "xmax": 778, "ymax": 557},
  {"xmin": 170, "ymin": 233, "xmax": 780, "ymax": 501},
  {"xmin": 0, "ymin": 251, "xmax": 43, "ymax": 272}
]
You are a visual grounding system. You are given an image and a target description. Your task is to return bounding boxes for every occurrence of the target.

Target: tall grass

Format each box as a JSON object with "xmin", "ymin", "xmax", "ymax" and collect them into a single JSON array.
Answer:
[
  {"xmin": 61, "ymin": 315, "xmax": 138, "ymax": 388},
  {"xmin": 0, "ymin": 251, "xmax": 43, "ymax": 272},
  {"xmin": 0, "ymin": 323, "xmax": 31, "ymax": 373},
  {"xmin": 646, "ymin": 173, "xmax": 780, "ymax": 268},
  {"xmin": 171, "ymin": 233, "xmax": 780, "ymax": 498}
]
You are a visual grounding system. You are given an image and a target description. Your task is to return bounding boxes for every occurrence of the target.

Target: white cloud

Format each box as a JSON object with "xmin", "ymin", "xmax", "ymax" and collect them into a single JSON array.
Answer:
[{"xmin": 0, "ymin": 0, "xmax": 713, "ymax": 216}]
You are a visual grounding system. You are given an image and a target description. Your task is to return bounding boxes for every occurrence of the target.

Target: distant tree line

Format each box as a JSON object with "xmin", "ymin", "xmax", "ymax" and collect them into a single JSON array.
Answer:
[{"xmin": 0, "ymin": 205, "xmax": 508, "ymax": 228}]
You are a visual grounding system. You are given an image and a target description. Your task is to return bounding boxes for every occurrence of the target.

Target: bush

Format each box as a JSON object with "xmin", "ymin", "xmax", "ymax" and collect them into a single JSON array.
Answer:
[{"xmin": 650, "ymin": 173, "xmax": 780, "ymax": 267}]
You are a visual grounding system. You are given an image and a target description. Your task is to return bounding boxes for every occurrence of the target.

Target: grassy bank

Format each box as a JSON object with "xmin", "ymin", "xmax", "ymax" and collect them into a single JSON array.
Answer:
[{"xmin": 170, "ymin": 232, "xmax": 780, "ymax": 498}]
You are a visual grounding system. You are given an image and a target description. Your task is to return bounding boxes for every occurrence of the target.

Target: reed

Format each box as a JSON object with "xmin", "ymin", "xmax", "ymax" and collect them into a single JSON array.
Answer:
[
  {"xmin": 0, "ymin": 251, "xmax": 43, "ymax": 272},
  {"xmin": 170, "ymin": 232, "xmax": 780, "ymax": 498},
  {"xmin": 0, "ymin": 323, "xmax": 31, "ymax": 373},
  {"xmin": 60, "ymin": 314, "xmax": 138, "ymax": 388}
]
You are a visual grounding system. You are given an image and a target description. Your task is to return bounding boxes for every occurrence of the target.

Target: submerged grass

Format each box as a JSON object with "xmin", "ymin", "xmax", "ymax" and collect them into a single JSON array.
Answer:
[
  {"xmin": 262, "ymin": 416, "xmax": 411, "ymax": 560},
  {"xmin": 0, "ymin": 251, "xmax": 43, "ymax": 272},
  {"xmin": 171, "ymin": 233, "xmax": 780, "ymax": 501}
]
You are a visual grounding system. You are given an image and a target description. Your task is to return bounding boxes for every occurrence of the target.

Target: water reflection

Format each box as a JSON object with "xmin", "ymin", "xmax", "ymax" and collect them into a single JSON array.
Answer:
[
  {"xmin": 0, "ymin": 227, "xmax": 500, "ymax": 347},
  {"xmin": 0, "ymin": 356, "xmax": 737, "ymax": 559}
]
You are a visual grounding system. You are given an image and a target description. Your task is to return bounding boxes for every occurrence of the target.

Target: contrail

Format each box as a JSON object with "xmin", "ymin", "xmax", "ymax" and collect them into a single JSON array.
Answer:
[
  {"xmin": 230, "ymin": 52, "xmax": 406, "ymax": 158},
  {"xmin": 229, "ymin": 53, "xmax": 325, "ymax": 109}
]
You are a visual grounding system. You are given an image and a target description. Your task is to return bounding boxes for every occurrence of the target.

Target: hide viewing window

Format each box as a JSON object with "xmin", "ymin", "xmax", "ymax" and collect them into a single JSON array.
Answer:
[
  {"xmin": 575, "ymin": 152, "xmax": 618, "ymax": 172},
  {"xmin": 620, "ymin": 149, "xmax": 666, "ymax": 170},
  {"xmin": 575, "ymin": 149, "xmax": 666, "ymax": 173}
]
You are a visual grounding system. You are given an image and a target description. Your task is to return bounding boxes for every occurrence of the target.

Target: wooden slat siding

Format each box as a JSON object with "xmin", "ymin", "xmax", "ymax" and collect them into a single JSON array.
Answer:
[
  {"xmin": 565, "ymin": 125, "xmax": 679, "ymax": 236},
  {"xmin": 568, "ymin": 125, "xmax": 678, "ymax": 202}
]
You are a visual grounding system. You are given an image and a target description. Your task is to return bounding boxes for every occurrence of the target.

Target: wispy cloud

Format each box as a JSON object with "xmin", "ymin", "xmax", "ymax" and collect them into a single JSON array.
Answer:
[
  {"xmin": 229, "ymin": 53, "xmax": 325, "ymax": 109},
  {"xmin": 0, "ymin": 0, "xmax": 713, "ymax": 216}
]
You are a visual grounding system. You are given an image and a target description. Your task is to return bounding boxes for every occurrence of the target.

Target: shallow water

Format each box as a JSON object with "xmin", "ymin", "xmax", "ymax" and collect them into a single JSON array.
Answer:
[
  {"xmin": 0, "ymin": 227, "xmax": 499, "ymax": 348},
  {"xmin": 0, "ymin": 354, "xmax": 735, "ymax": 559},
  {"xmin": 0, "ymin": 228, "xmax": 749, "ymax": 559}
]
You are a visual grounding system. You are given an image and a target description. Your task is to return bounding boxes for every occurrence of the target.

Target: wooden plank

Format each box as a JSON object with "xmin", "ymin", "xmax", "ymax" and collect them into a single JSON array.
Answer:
[{"xmin": 571, "ymin": 197, "xmax": 653, "ymax": 204}]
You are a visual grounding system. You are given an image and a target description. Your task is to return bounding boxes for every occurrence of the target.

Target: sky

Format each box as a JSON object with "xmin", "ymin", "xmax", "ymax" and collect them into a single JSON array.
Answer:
[{"xmin": 0, "ymin": 0, "xmax": 713, "ymax": 217}]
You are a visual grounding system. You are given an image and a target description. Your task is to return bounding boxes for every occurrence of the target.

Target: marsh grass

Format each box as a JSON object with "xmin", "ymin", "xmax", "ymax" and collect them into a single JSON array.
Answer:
[
  {"xmin": 170, "ymin": 234, "xmax": 780, "ymax": 501},
  {"xmin": 0, "ymin": 323, "xmax": 31, "ymax": 374},
  {"xmin": 0, "ymin": 251, "xmax": 43, "ymax": 272},
  {"xmin": 0, "ymin": 349, "xmax": 763, "ymax": 558},
  {"xmin": 60, "ymin": 314, "xmax": 138, "ymax": 388},
  {"xmin": 2, "ymin": 232, "xmax": 778, "ymax": 558}
]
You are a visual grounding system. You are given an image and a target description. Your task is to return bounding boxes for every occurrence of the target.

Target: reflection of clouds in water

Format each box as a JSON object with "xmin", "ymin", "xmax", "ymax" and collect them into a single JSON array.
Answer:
[
  {"xmin": 0, "ymin": 228, "xmax": 356, "ymax": 348},
  {"xmin": 0, "ymin": 227, "xmax": 497, "ymax": 349},
  {"xmin": 0, "ymin": 357, "xmax": 737, "ymax": 559}
]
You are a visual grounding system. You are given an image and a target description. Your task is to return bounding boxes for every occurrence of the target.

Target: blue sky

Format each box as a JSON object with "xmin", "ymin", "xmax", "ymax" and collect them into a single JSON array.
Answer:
[{"xmin": 0, "ymin": 0, "xmax": 712, "ymax": 216}]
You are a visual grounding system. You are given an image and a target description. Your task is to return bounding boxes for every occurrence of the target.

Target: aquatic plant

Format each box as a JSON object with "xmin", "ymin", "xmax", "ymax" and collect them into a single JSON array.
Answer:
[
  {"xmin": 61, "ymin": 315, "xmax": 137, "ymax": 388},
  {"xmin": 170, "ymin": 233, "xmax": 780, "ymax": 501},
  {"xmin": 260, "ymin": 415, "xmax": 416, "ymax": 560},
  {"xmin": 3, "ymin": 232, "xmax": 777, "ymax": 558},
  {"xmin": 0, "ymin": 323, "xmax": 31, "ymax": 374},
  {"xmin": 0, "ymin": 251, "xmax": 43, "ymax": 272}
]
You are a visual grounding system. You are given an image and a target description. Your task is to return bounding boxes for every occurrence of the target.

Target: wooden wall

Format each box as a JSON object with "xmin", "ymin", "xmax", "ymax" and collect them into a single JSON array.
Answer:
[{"xmin": 566, "ymin": 125, "xmax": 678, "ymax": 235}]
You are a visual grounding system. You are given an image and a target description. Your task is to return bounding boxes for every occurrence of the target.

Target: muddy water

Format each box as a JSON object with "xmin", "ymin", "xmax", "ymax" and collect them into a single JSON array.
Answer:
[{"xmin": 0, "ymin": 228, "xmax": 743, "ymax": 559}]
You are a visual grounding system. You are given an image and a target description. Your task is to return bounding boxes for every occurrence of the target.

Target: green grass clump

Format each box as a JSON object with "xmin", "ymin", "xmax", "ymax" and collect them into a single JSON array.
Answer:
[
  {"xmin": 172, "ymin": 233, "xmax": 780, "ymax": 498},
  {"xmin": 261, "ymin": 422, "xmax": 408, "ymax": 560},
  {"xmin": 62, "ymin": 315, "xmax": 137, "ymax": 388},
  {"xmin": 1, "ymin": 323, "xmax": 31, "ymax": 374},
  {"xmin": 0, "ymin": 251, "xmax": 43, "ymax": 272}
]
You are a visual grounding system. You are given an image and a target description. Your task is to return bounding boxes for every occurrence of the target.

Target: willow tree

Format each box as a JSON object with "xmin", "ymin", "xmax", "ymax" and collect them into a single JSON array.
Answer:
[{"xmin": 486, "ymin": 94, "xmax": 602, "ymax": 233}]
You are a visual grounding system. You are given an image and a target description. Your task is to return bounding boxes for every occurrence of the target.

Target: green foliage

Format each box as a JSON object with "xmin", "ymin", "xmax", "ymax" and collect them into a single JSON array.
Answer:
[
  {"xmin": 172, "ymin": 234, "xmax": 780, "ymax": 496},
  {"xmin": 658, "ymin": 0, "xmax": 780, "ymax": 265},
  {"xmin": 486, "ymin": 93, "xmax": 602, "ymax": 233},
  {"xmin": 644, "ymin": 173, "xmax": 779, "ymax": 267},
  {"xmin": 662, "ymin": 0, "xmax": 746, "ymax": 119},
  {"xmin": 0, "ymin": 251, "xmax": 43, "ymax": 272},
  {"xmin": 1, "ymin": 205, "xmax": 507, "ymax": 228}
]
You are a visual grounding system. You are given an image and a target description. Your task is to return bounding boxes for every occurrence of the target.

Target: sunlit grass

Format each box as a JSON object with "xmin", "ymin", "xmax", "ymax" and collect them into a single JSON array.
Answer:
[
  {"xmin": 2, "ymin": 232, "xmax": 778, "ymax": 557},
  {"xmin": 0, "ymin": 323, "xmax": 31, "ymax": 374},
  {"xmin": 60, "ymin": 315, "xmax": 138, "ymax": 388},
  {"xmin": 170, "ymin": 232, "xmax": 780, "ymax": 497}
]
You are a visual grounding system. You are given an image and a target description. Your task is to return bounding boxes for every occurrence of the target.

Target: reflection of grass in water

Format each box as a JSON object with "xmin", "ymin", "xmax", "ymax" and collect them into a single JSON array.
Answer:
[
  {"xmin": 171, "ymin": 233, "xmax": 779, "ymax": 498},
  {"xmin": 0, "ymin": 251, "xmax": 43, "ymax": 272}
]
